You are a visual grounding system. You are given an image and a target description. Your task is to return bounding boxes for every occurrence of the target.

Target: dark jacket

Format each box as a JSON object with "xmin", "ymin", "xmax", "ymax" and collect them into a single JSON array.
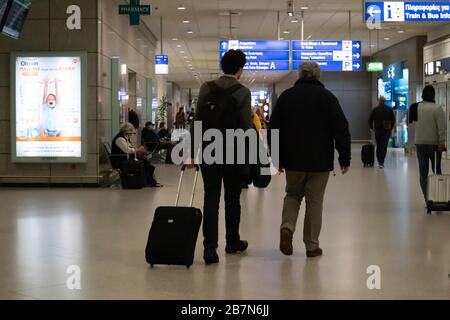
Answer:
[
  {"xmin": 191, "ymin": 76, "xmax": 253, "ymax": 158},
  {"xmin": 158, "ymin": 128, "xmax": 171, "ymax": 140},
  {"xmin": 128, "ymin": 110, "xmax": 140, "ymax": 129},
  {"xmin": 142, "ymin": 127, "xmax": 160, "ymax": 144},
  {"xmin": 269, "ymin": 78, "xmax": 351, "ymax": 172},
  {"xmin": 111, "ymin": 132, "xmax": 129, "ymax": 169},
  {"xmin": 141, "ymin": 127, "xmax": 160, "ymax": 152},
  {"xmin": 369, "ymin": 104, "xmax": 396, "ymax": 131},
  {"xmin": 195, "ymin": 76, "xmax": 253, "ymax": 130}
]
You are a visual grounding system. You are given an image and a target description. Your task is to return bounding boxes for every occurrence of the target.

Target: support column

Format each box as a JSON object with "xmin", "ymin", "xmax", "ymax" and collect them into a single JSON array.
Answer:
[{"xmin": 156, "ymin": 75, "xmax": 167, "ymax": 124}]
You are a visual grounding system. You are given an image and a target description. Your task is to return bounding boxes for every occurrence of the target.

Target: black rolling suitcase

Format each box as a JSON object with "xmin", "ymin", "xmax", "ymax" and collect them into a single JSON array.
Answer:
[
  {"xmin": 145, "ymin": 165, "xmax": 202, "ymax": 268},
  {"xmin": 251, "ymin": 137, "xmax": 272, "ymax": 189},
  {"xmin": 361, "ymin": 143, "xmax": 375, "ymax": 167},
  {"xmin": 120, "ymin": 158, "xmax": 146, "ymax": 189}
]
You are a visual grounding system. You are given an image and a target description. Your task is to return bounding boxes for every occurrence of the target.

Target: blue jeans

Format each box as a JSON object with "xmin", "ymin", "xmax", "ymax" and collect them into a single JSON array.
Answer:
[{"xmin": 416, "ymin": 144, "xmax": 442, "ymax": 200}]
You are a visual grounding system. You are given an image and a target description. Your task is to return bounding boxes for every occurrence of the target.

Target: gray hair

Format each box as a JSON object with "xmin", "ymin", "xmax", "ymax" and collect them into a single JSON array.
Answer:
[
  {"xmin": 299, "ymin": 61, "xmax": 321, "ymax": 80},
  {"xmin": 120, "ymin": 122, "xmax": 135, "ymax": 134}
]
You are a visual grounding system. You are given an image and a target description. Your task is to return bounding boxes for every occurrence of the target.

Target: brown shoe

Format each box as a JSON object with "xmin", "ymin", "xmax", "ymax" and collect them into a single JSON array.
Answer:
[
  {"xmin": 306, "ymin": 248, "xmax": 323, "ymax": 258},
  {"xmin": 280, "ymin": 228, "xmax": 293, "ymax": 256}
]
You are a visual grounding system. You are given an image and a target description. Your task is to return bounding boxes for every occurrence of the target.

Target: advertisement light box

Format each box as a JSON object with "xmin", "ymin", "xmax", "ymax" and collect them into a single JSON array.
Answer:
[{"xmin": 11, "ymin": 52, "xmax": 87, "ymax": 163}]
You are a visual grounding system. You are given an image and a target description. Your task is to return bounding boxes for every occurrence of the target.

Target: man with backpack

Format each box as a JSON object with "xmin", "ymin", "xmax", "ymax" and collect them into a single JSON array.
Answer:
[
  {"xmin": 189, "ymin": 49, "xmax": 253, "ymax": 265},
  {"xmin": 368, "ymin": 96, "xmax": 396, "ymax": 169}
]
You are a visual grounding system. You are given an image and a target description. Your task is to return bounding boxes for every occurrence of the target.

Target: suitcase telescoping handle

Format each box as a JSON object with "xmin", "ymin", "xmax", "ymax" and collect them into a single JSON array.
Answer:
[{"xmin": 175, "ymin": 164, "xmax": 200, "ymax": 207}]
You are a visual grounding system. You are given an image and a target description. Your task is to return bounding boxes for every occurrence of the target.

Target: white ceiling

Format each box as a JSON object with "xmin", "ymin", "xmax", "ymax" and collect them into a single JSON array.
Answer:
[{"xmin": 142, "ymin": 0, "xmax": 446, "ymax": 90}]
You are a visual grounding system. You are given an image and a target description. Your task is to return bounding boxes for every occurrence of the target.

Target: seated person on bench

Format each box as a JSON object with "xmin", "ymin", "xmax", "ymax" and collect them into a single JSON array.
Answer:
[
  {"xmin": 112, "ymin": 123, "xmax": 162, "ymax": 188},
  {"xmin": 141, "ymin": 122, "xmax": 161, "ymax": 154},
  {"xmin": 158, "ymin": 122, "xmax": 171, "ymax": 141}
]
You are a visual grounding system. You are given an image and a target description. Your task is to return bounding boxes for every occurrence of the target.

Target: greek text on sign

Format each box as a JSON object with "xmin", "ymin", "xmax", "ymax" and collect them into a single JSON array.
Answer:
[
  {"xmin": 365, "ymin": 1, "xmax": 450, "ymax": 22},
  {"xmin": 292, "ymin": 40, "xmax": 362, "ymax": 71}
]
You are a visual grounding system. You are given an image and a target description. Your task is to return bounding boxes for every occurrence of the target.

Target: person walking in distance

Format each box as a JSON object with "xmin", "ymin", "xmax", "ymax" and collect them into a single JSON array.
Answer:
[
  {"xmin": 188, "ymin": 49, "xmax": 253, "ymax": 265},
  {"xmin": 409, "ymin": 85, "xmax": 446, "ymax": 202},
  {"xmin": 269, "ymin": 61, "xmax": 351, "ymax": 258},
  {"xmin": 368, "ymin": 96, "xmax": 396, "ymax": 169}
]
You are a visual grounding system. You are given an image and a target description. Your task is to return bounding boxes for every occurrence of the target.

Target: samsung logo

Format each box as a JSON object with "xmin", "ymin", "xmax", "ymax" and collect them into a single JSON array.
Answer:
[{"xmin": 20, "ymin": 61, "xmax": 39, "ymax": 67}]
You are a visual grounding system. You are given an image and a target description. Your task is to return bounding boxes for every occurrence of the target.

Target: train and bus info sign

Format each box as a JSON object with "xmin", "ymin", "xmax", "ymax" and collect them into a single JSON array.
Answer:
[{"xmin": 365, "ymin": 1, "xmax": 450, "ymax": 22}]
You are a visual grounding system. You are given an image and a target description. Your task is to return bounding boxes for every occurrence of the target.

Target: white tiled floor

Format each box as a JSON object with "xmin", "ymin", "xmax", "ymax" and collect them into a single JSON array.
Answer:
[{"xmin": 0, "ymin": 146, "xmax": 449, "ymax": 300}]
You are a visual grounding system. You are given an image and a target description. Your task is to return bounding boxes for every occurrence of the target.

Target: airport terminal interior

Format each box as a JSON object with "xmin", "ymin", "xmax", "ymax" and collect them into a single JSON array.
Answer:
[{"xmin": 0, "ymin": 0, "xmax": 449, "ymax": 300}]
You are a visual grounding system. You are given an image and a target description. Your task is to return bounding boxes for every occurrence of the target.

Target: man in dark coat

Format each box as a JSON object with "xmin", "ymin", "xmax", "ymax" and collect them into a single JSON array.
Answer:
[{"xmin": 269, "ymin": 61, "xmax": 351, "ymax": 258}]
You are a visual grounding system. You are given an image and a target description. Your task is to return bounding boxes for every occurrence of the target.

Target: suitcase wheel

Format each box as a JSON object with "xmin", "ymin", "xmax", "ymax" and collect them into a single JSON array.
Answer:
[
  {"xmin": 186, "ymin": 265, "xmax": 191, "ymax": 269},
  {"xmin": 150, "ymin": 264, "xmax": 154, "ymax": 268}
]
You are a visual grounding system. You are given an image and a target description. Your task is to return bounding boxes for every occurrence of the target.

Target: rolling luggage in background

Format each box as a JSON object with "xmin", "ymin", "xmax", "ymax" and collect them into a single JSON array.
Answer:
[
  {"xmin": 120, "ymin": 158, "xmax": 146, "ymax": 189},
  {"xmin": 251, "ymin": 137, "xmax": 272, "ymax": 189},
  {"xmin": 145, "ymin": 165, "xmax": 202, "ymax": 268},
  {"xmin": 426, "ymin": 153, "xmax": 450, "ymax": 214},
  {"xmin": 361, "ymin": 143, "xmax": 375, "ymax": 167}
]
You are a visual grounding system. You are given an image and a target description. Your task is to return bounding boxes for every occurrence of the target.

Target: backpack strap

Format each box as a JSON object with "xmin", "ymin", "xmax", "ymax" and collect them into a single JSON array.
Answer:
[
  {"xmin": 225, "ymin": 83, "xmax": 243, "ymax": 96},
  {"xmin": 207, "ymin": 81, "xmax": 220, "ymax": 92}
]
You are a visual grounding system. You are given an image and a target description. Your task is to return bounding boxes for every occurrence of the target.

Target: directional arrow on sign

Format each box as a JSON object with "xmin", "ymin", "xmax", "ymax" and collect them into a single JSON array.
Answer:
[
  {"xmin": 353, "ymin": 53, "xmax": 361, "ymax": 59},
  {"xmin": 353, "ymin": 43, "xmax": 360, "ymax": 49},
  {"xmin": 353, "ymin": 63, "xmax": 361, "ymax": 69},
  {"xmin": 367, "ymin": 5, "xmax": 382, "ymax": 18},
  {"xmin": 221, "ymin": 42, "xmax": 228, "ymax": 50}
]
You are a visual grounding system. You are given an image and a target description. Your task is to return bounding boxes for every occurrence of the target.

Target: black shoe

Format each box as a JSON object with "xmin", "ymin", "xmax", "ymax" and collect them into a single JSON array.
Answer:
[
  {"xmin": 204, "ymin": 248, "xmax": 219, "ymax": 265},
  {"xmin": 306, "ymin": 248, "xmax": 323, "ymax": 258},
  {"xmin": 150, "ymin": 182, "xmax": 163, "ymax": 188},
  {"xmin": 280, "ymin": 228, "xmax": 293, "ymax": 256},
  {"xmin": 225, "ymin": 240, "xmax": 248, "ymax": 254}
]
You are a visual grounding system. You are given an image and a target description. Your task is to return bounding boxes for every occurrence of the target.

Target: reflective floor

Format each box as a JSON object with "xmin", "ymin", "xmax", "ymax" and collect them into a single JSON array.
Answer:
[{"xmin": 0, "ymin": 146, "xmax": 449, "ymax": 300}]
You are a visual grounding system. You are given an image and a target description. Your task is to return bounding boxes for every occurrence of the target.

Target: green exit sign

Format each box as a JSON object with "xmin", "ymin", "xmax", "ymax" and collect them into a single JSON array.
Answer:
[{"xmin": 367, "ymin": 62, "xmax": 384, "ymax": 72}]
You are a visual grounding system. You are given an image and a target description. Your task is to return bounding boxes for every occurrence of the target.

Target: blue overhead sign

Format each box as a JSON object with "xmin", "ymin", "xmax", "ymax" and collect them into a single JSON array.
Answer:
[
  {"xmin": 219, "ymin": 40, "xmax": 290, "ymax": 71},
  {"xmin": 220, "ymin": 40, "xmax": 290, "ymax": 51},
  {"xmin": 292, "ymin": 40, "xmax": 362, "ymax": 71},
  {"xmin": 293, "ymin": 61, "xmax": 362, "ymax": 72},
  {"xmin": 365, "ymin": 1, "xmax": 450, "ymax": 22},
  {"xmin": 155, "ymin": 55, "xmax": 168, "ymax": 75},
  {"xmin": 292, "ymin": 40, "xmax": 361, "ymax": 51},
  {"xmin": 155, "ymin": 55, "xmax": 168, "ymax": 65}
]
